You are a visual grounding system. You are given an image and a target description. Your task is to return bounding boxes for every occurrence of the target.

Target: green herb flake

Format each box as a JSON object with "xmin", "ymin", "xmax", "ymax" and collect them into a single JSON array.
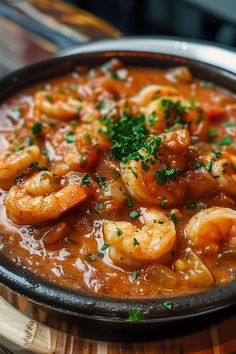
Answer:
[
  {"xmin": 205, "ymin": 160, "xmax": 212, "ymax": 172},
  {"xmin": 87, "ymin": 254, "xmax": 97, "ymax": 262},
  {"xmin": 161, "ymin": 197, "xmax": 168, "ymax": 209},
  {"xmin": 170, "ymin": 211, "xmax": 181, "ymax": 224},
  {"xmin": 68, "ymin": 83, "xmax": 77, "ymax": 92},
  {"xmin": 127, "ymin": 309, "xmax": 145, "ymax": 322},
  {"xmin": 94, "ymin": 202, "xmax": 104, "ymax": 213},
  {"xmin": 223, "ymin": 122, "xmax": 236, "ymax": 127},
  {"xmin": 113, "ymin": 169, "xmax": 120, "ymax": 181},
  {"xmin": 100, "ymin": 243, "xmax": 110, "ymax": 251},
  {"xmin": 80, "ymin": 174, "xmax": 91, "ymax": 185},
  {"xmin": 208, "ymin": 128, "xmax": 218, "ymax": 138},
  {"xmin": 74, "ymin": 106, "xmax": 81, "ymax": 113},
  {"xmin": 199, "ymin": 80, "xmax": 213, "ymax": 88},
  {"xmin": 163, "ymin": 301, "xmax": 173, "ymax": 310},
  {"xmin": 13, "ymin": 145, "xmax": 25, "ymax": 152},
  {"xmin": 85, "ymin": 132, "xmax": 91, "ymax": 143},
  {"xmin": 133, "ymin": 237, "xmax": 140, "ymax": 246},
  {"xmin": 141, "ymin": 161, "xmax": 150, "ymax": 172},
  {"xmin": 65, "ymin": 130, "xmax": 76, "ymax": 143},
  {"xmin": 31, "ymin": 121, "xmax": 43, "ymax": 135},
  {"xmin": 129, "ymin": 210, "xmax": 140, "ymax": 219},
  {"xmin": 126, "ymin": 198, "xmax": 134, "ymax": 207},
  {"xmin": 185, "ymin": 201, "xmax": 198, "ymax": 209},
  {"xmin": 216, "ymin": 136, "xmax": 232, "ymax": 146},
  {"xmin": 45, "ymin": 94, "xmax": 54, "ymax": 103},
  {"xmin": 212, "ymin": 150, "xmax": 222, "ymax": 158},
  {"xmin": 28, "ymin": 137, "xmax": 34, "ymax": 146},
  {"xmin": 154, "ymin": 167, "xmax": 180, "ymax": 185},
  {"xmin": 97, "ymin": 175, "xmax": 107, "ymax": 188},
  {"xmin": 193, "ymin": 161, "xmax": 203, "ymax": 169},
  {"xmin": 146, "ymin": 112, "xmax": 159, "ymax": 127},
  {"xmin": 116, "ymin": 228, "xmax": 123, "ymax": 236},
  {"xmin": 70, "ymin": 120, "xmax": 78, "ymax": 126}
]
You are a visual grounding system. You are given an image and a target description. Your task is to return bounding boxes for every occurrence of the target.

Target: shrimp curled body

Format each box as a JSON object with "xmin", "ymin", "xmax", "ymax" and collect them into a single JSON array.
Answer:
[
  {"xmin": 103, "ymin": 208, "xmax": 176, "ymax": 266},
  {"xmin": 185, "ymin": 207, "xmax": 236, "ymax": 250},
  {"xmin": 0, "ymin": 145, "xmax": 47, "ymax": 190},
  {"xmin": 5, "ymin": 171, "xmax": 87, "ymax": 225}
]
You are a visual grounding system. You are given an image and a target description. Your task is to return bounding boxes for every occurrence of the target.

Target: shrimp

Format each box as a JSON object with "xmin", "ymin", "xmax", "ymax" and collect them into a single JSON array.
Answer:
[
  {"xmin": 5, "ymin": 171, "xmax": 87, "ymax": 224},
  {"xmin": 120, "ymin": 129, "xmax": 190, "ymax": 206},
  {"xmin": 201, "ymin": 149, "xmax": 236, "ymax": 197},
  {"xmin": 103, "ymin": 208, "xmax": 176, "ymax": 266},
  {"xmin": 137, "ymin": 85, "xmax": 180, "ymax": 106},
  {"xmin": 0, "ymin": 145, "xmax": 47, "ymax": 190},
  {"xmin": 185, "ymin": 207, "xmax": 236, "ymax": 251},
  {"xmin": 34, "ymin": 91, "xmax": 83, "ymax": 120}
]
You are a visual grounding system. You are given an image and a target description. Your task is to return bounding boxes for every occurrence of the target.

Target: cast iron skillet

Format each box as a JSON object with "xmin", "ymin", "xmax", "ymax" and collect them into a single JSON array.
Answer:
[{"xmin": 1, "ymin": 38, "xmax": 236, "ymax": 342}]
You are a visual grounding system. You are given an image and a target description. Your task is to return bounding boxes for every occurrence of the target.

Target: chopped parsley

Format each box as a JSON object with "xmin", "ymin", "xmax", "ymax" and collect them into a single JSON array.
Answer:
[
  {"xmin": 185, "ymin": 201, "xmax": 198, "ymax": 209},
  {"xmin": 126, "ymin": 198, "xmax": 134, "ymax": 207},
  {"xmin": 212, "ymin": 150, "xmax": 222, "ymax": 158},
  {"xmin": 205, "ymin": 160, "xmax": 212, "ymax": 172},
  {"xmin": 208, "ymin": 128, "xmax": 218, "ymax": 138},
  {"xmin": 13, "ymin": 145, "xmax": 25, "ymax": 152},
  {"xmin": 199, "ymin": 80, "xmax": 213, "ymax": 88},
  {"xmin": 154, "ymin": 167, "xmax": 180, "ymax": 185},
  {"xmin": 127, "ymin": 309, "xmax": 145, "ymax": 322},
  {"xmin": 31, "ymin": 121, "xmax": 43, "ymax": 135},
  {"xmin": 100, "ymin": 243, "xmax": 110, "ymax": 251},
  {"xmin": 45, "ymin": 94, "xmax": 53, "ymax": 103},
  {"xmin": 85, "ymin": 132, "xmax": 91, "ymax": 143},
  {"xmin": 216, "ymin": 136, "xmax": 232, "ymax": 146},
  {"xmin": 65, "ymin": 130, "xmax": 76, "ymax": 143},
  {"xmin": 94, "ymin": 202, "xmax": 104, "ymax": 213},
  {"xmin": 70, "ymin": 120, "xmax": 78, "ymax": 126},
  {"xmin": 80, "ymin": 174, "xmax": 90, "ymax": 185},
  {"xmin": 193, "ymin": 161, "xmax": 203, "ymax": 169},
  {"xmin": 97, "ymin": 175, "xmax": 107, "ymax": 188},
  {"xmin": 146, "ymin": 111, "xmax": 159, "ymax": 127},
  {"xmin": 116, "ymin": 228, "xmax": 123, "ymax": 236},
  {"xmin": 129, "ymin": 210, "xmax": 140, "ymax": 219},
  {"xmin": 133, "ymin": 237, "xmax": 140, "ymax": 246},
  {"xmin": 163, "ymin": 301, "xmax": 173, "ymax": 310},
  {"xmin": 74, "ymin": 106, "xmax": 81, "ymax": 113},
  {"xmin": 113, "ymin": 169, "xmax": 120, "ymax": 181},
  {"xmin": 170, "ymin": 211, "xmax": 181, "ymax": 224},
  {"xmin": 161, "ymin": 197, "xmax": 168, "ymax": 209},
  {"xmin": 223, "ymin": 122, "xmax": 236, "ymax": 127}
]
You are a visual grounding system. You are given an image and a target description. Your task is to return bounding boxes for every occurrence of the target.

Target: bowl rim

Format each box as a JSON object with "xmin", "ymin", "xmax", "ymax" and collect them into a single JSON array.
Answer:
[{"xmin": 1, "ymin": 37, "xmax": 236, "ymax": 323}]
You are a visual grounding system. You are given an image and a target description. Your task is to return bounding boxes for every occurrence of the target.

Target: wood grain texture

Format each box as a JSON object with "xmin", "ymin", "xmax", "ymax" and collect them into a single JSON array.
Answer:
[{"xmin": 1, "ymin": 288, "xmax": 236, "ymax": 354}]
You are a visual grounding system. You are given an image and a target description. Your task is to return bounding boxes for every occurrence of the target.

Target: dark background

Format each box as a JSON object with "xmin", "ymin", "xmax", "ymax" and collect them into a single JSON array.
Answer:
[{"xmin": 67, "ymin": 0, "xmax": 236, "ymax": 47}]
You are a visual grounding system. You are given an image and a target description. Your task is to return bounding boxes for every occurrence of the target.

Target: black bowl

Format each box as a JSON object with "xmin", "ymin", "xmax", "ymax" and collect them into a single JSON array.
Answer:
[{"xmin": 1, "ymin": 37, "xmax": 236, "ymax": 342}]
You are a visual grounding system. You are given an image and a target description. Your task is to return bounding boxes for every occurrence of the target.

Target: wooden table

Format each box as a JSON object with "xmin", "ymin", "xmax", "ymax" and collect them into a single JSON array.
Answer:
[{"xmin": 1, "ymin": 1, "xmax": 236, "ymax": 353}]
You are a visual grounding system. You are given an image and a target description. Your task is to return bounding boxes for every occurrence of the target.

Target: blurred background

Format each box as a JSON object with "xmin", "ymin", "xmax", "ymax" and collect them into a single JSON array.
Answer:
[
  {"xmin": 0, "ymin": 0, "xmax": 236, "ymax": 77},
  {"xmin": 69, "ymin": 0, "xmax": 236, "ymax": 46}
]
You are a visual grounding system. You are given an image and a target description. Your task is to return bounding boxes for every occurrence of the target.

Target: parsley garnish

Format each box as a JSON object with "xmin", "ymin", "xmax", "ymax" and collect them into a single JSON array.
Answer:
[
  {"xmin": 185, "ymin": 201, "xmax": 198, "ymax": 209},
  {"xmin": 32, "ymin": 122, "xmax": 43, "ymax": 135},
  {"xmin": 129, "ymin": 271, "xmax": 139, "ymax": 281},
  {"xmin": 199, "ymin": 80, "xmax": 213, "ymax": 88},
  {"xmin": 70, "ymin": 120, "xmax": 78, "ymax": 126},
  {"xmin": 208, "ymin": 128, "xmax": 218, "ymax": 138},
  {"xmin": 205, "ymin": 160, "xmax": 212, "ymax": 172},
  {"xmin": 113, "ymin": 169, "xmax": 120, "ymax": 181},
  {"xmin": 80, "ymin": 174, "xmax": 90, "ymax": 185},
  {"xmin": 116, "ymin": 228, "xmax": 123, "ymax": 236},
  {"xmin": 161, "ymin": 197, "xmax": 168, "ymax": 209},
  {"xmin": 133, "ymin": 237, "xmax": 140, "ymax": 246},
  {"xmin": 45, "ymin": 94, "xmax": 53, "ymax": 103},
  {"xmin": 127, "ymin": 309, "xmax": 145, "ymax": 322},
  {"xmin": 130, "ymin": 210, "xmax": 140, "ymax": 219},
  {"xmin": 97, "ymin": 175, "xmax": 107, "ymax": 188},
  {"xmin": 126, "ymin": 198, "xmax": 134, "ymax": 207},
  {"xmin": 65, "ymin": 130, "xmax": 76, "ymax": 143},
  {"xmin": 223, "ymin": 122, "xmax": 236, "ymax": 127},
  {"xmin": 193, "ymin": 161, "xmax": 203, "ymax": 169},
  {"xmin": 170, "ymin": 211, "xmax": 181, "ymax": 224},
  {"xmin": 212, "ymin": 150, "xmax": 221, "ymax": 158},
  {"xmin": 154, "ymin": 167, "xmax": 180, "ymax": 185},
  {"xmin": 163, "ymin": 301, "xmax": 173, "ymax": 310},
  {"xmin": 216, "ymin": 136, "xmax": 232, "ymax": 146},
  {"xmin": 13, "ymin": 145, "xmax": 25, "ymax": 152},
  {"xmin": 100, "ymin": 243, "xmax": 110, "ymax": 251}
]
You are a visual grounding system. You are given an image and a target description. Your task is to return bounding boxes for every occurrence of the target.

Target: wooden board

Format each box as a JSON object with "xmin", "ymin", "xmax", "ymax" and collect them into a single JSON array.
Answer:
[{"xmin": 1, "ymin": 289, "xmax": 236, "ymax": 354}]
